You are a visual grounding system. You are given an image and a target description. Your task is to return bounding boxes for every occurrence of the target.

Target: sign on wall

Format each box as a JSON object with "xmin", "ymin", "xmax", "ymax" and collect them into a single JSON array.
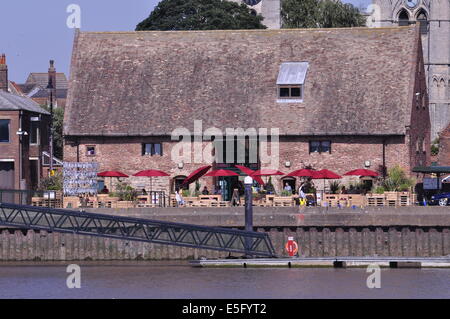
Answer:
[{"xmin": 63, "ymin": 162, "xmax": 99, "ymax": 196}]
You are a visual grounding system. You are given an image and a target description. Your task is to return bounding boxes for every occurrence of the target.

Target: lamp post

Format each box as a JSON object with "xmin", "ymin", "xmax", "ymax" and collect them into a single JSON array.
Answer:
[
  {"xmin": 47, "ymin": 61, "xmax": 55, "ymax": 174},
  {"xmin": 47, "ymin": 85, "xmax": 54, "ymax": 173},
  {"xmin": 244, "ymin": 175, "xmax": 253, "ymax": 257}
]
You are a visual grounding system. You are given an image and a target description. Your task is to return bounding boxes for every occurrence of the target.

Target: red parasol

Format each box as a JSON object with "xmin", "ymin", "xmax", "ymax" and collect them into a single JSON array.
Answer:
[
  {"xmin": 97, "ymin": 171, "xmax": 129, "ymax": 178},
  {"xmin": 286, "ymin": 169, "xmax": 314, "ymax": 177},
  {"xmin": 251, "ymin": 169, "xmax": 285, "ymax": 176},
  {"xmin": 134, "ymin": 169, "xmax": 169, "ymax": 177},
  {"xmin": 181, "ymin": 165, "xmax": 212, "ymax": 186},
  {"xmin": 312, "ymin": 169, "xmax": 342, "ymax": 179},
  {"xmin": 311, "ymin": 169, "xmax": 341, "ymax": 194},
  {"xmin": 344, "ymin": 169, "xmax": 379, "ymax": 177},
  {"xmin": 234, "ymin": 165, "xmax": 265, "ymax": 185},
  {"xmin": 133, "ymin": 169, "xmax": 169, "ymax": 193},
  {"xmin": 204, "ymin": 169, "xmax": 239, "ymax": 177},
  {"xmin": 251, "ymin": 169, "xmax": 285, "ymax": 191},
  {"xmin": 97, "ymin": 171, "xmax": 129, "ymax": 192}
]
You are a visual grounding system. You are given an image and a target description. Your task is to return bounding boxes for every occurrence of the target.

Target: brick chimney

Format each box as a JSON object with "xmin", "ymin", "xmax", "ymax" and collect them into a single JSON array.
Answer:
[
  {"xmin": 48, "ymin": 59, "xmax": 56, "ymax": 104},
  {"xmin": 0, "ymin": 54, "xmax": 8, "ymax": 92}
]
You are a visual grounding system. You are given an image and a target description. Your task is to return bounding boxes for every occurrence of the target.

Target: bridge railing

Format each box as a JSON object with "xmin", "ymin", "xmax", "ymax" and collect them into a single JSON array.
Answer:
[{"xmin": 0, "ymin": 203, "xmax": 276, "ymax": 258}]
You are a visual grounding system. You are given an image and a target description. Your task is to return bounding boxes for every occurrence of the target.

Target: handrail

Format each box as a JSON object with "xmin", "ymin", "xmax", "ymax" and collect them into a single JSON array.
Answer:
[{"xmin": 0, "ymin": 203, "xmax": 277, "ymax": 258}]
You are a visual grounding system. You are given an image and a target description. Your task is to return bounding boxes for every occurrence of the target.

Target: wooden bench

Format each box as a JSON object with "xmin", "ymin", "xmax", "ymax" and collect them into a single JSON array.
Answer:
[
  {"xmin": 273, "ymin": 197, "xmax": 294, "ymax": 207},
  {"xmin": 367, "ymin": 194, "xmax": 385, "ymax": 207},
  {"xmin": 384, "ymin": 192, "xmax": 398, "ymax": 207},
  {"xmin": 199, "ymin": 195, "xmax": 221, "ymax": 201},
  {"xmin": 398, "ymin": 192, "xmax": 411, "ymax": 206}
]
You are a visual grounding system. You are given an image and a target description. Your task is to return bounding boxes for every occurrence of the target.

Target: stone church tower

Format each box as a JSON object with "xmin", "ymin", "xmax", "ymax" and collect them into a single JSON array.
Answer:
[
  {"xmin": 372, "ymin": 0, "xmax": 450, "ymax": 139},
  {"xmin": 231, "ymin": 0, "xmax": 281, "ymax": 29}
]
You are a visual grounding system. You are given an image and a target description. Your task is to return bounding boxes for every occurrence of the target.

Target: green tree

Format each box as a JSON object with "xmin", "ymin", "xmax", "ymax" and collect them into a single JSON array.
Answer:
[
  {"xmin": 136, "ymin": 0, "xmax": 266, "ymax": 31},
  {"xmin": 42, "ymin": 105, "xmax": 64, "ymax": 160},
  {"xmin": 38, "ymin": 171, "xmax": 63, "ymax": 191},
  {"xmin": 281, "ymin": 0, "xmax": 366, "ymax": 29}
]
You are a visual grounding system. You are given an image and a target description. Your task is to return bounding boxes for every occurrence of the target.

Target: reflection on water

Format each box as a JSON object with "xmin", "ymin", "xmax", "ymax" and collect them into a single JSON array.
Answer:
[{"xmin": 0, "ymin": 261, "xmax": 449, "ymax": 299}]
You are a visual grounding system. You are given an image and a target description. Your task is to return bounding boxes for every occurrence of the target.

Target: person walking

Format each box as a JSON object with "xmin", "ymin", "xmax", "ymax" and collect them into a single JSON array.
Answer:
[
  {"xmin": 175, "ymin": 188, "xmax": 185, "ymax": 207},
  {"xmin": 298, "ymin": 182, "xmax": 307, "ymax": 206}
]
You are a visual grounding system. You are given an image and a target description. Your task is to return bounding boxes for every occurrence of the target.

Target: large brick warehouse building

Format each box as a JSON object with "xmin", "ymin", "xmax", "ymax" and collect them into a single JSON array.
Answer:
[{"xmin": 63, "ymin": 26, "xmax": 430, "ymax": 196}]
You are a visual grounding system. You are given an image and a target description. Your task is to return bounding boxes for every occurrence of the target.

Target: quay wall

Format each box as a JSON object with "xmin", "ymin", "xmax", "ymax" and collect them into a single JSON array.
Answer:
[{"xmin": 0, "ymin": 207, "xmax": 449, "ymax": 261}]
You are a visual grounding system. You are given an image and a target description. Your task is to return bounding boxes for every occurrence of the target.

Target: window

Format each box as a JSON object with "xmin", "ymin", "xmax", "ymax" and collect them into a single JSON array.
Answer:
[
  {"xmin": 278, "ymin": 85, "xmax": 303, "ymax": 99},
  {"xmin": 277, "ymin": 62, "xmax": 308, "ymax": 102},
  {"xmin": 86, "ymin": 146, "xmax": 96, "ymax": 156},
  {"xmin": 416, "ymin": 10, "xmax": 428, "ymax": 35},
  {"xmin": 29, "ymin": 121, "xmax": 39, "ymax": 145},
  {"xmin": 398, "ymin": 9, "xmax": 410, "ymax": 26},
  {"xmin": 142, "ymin": 143, "xmax": 163, "ymax": 156},
  {"xmin": 0, "ymin": 119, "xmax": 10, "ymax": 143},
  {"xmin": 309, "ymin": 141, "xmax": 331, "ymax": 154}
]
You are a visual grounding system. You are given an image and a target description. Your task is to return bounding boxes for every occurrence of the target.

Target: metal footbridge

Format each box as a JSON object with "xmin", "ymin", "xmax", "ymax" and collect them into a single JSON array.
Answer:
[{"xmin": 0, "ymin": 203, "xmax": 276, "ymax": 258}]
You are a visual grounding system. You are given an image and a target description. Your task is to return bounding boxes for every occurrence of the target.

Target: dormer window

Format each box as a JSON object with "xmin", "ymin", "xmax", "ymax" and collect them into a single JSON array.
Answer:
[{"xmin": 277, "ymin": 62, "xmax": 308, "ymax": 103}]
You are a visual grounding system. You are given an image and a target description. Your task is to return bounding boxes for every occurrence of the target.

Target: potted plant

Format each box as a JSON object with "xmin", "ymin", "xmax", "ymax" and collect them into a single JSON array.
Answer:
[{"xmin": 329, "ymin": 181, "xmax": 341, "ymax": 194}]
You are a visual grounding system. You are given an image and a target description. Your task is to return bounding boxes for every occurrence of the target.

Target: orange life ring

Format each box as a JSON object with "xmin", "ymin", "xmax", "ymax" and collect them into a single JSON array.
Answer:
[{"xmin": 285, "ymin": 240, "xmax": 299, "ymax": 256}]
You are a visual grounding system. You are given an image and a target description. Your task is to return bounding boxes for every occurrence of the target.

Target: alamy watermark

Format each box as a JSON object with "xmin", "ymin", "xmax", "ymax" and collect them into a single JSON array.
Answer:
[
  {"xmin": 366, "ymin": 264, "xmax": 381, "ymax": 289},
  {"xmin": 170, "ymin": 120, "xmax": 280, "ymax": 169},
  {"xmin": 366, "ymin": 4, "xmax": 381, "ymax": 28},
  {"xmin": 66, "ymin": 264, "xmax": 81, "ymax": 289},
  {"xmin": 66, "ymin": 4, "xmax": 81, "ymax": 29}
]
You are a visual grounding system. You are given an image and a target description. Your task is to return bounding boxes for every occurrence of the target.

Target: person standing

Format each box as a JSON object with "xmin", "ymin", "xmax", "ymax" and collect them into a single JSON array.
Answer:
[
  {"xmin": 284, "ymin": 183, "xmax": 292, "ymax": 193},
  {"xmin": 231, "ymin": 188, "xmax": 241, "ymax": 206}
]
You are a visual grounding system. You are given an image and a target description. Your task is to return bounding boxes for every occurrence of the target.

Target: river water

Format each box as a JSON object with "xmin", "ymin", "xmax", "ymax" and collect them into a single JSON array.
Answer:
[{"xmin": 0, "ymin": 261, "xmax": 448, "ymax": 299}]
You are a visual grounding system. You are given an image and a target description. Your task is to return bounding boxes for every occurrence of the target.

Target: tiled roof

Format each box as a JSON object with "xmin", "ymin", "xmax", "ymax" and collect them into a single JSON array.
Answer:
[
  {"xmin": 64, "ymin": 27, "xmax": 419, "ymax": 137},
  {"xmin": 30, "ymin": 88, "xmax": 68, "ymax": 99},
  {"xmin": 25, "ymin": 73, "xmax": 68, "ymax": 90},
  {"xmin": 15, "ymin": 83, "xmax": 39, "ymax": 95},
  {"xmin": 0, "ymin": 90, "xmax": 50, "ymax": 114},
  {"xmin": 8, "ymin": 81, "xmax": 25, "ymax": 96}
]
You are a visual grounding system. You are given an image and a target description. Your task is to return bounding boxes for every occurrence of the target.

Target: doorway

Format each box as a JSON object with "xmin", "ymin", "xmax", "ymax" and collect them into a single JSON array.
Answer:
[
  {"xmin": 218, "ymin": 176, "xmax": 240, "ymax": 201},
  {"xmin": 281, "ymin": 177, "xmax": 296, "ymax": 194},
  {"xmin": 0, "ymin": 162, "xmax": 15, "ymax": 203},
  {"xmin": 0, "ymin": 162, "xmax": 14, "ymax": 189},
  {"xmin": 30, "ymin": 160, "xmax": 39, "ymax": 190}
]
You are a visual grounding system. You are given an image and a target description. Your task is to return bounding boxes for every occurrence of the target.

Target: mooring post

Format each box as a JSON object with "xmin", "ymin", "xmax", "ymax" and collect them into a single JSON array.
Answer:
[{"xmin": 244, "ymin": 176, "xmax": 253, "ymax": 257}]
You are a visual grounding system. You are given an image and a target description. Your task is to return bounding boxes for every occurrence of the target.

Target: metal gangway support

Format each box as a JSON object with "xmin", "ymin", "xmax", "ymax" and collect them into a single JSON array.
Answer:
[{"xmin": 0, "ymin": 203, "xmax": 276, "ymax": 258}]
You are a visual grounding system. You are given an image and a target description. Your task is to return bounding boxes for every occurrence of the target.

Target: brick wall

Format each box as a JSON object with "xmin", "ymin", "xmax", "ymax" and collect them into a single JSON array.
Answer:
[
  {"xmin": 64, "ymin": 137, "xmax": 217, "ymax": 194},
  {"xmin": 64, "ymin": 134, "xmax": 420, "ymax": 194},
  {"xmin": 439, "ymin": 124, "xmax": 450, "ymax": 165},
  {"xmin": 0, "ymin": 111, "xmax": 20, "ymax": 189},
  {"xmin": 0, "ymin": 110, "xmax": 50, "ymax": 190}
]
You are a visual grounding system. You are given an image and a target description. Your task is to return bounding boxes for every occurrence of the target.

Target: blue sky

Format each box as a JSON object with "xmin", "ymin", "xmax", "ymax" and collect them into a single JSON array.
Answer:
[{"xmin": 0, "ymin": 0, "xmax": 370, "ymax": 82}]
